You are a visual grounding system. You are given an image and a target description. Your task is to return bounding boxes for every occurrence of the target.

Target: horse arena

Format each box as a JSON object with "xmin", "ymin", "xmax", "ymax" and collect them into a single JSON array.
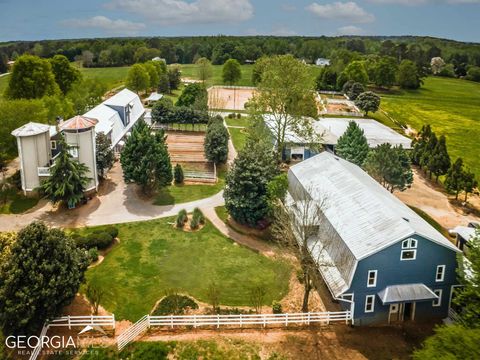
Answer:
[
  {"xmin": 165, "ymin": 131, "xmax": 216, "ymax": 182},
  {"xmin": 208, "ymin": 86, "xmax": 256, "ymax": 111}
]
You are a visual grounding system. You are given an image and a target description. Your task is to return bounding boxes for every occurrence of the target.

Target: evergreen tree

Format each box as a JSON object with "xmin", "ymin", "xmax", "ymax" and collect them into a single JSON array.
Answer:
[
  {"xmin": 174, "ymin": 164, "xmax": 184, "ymax": 184},
  {"xmin": 204, "ymin": 118, "xmax": 229, "ymax": 164},
  {"xmin": 49, "ymin": 54, "xmax": 82, "ymax": 94},
  {"xmin": 41, "ymin": 138, "xmax": 90, "ymax": 208},
  {"xmin": 0, "ymin": 222, "xmax": 88, "ymax": 335},
  {"xmin": 176, "ymin": 83, "xmax": 207, "ymax": 108},
  {"xmin": 167, "ymin": 66, "xmax": 182, "ymax": 90},
  {"xmin": 411, "ymin": 124, "xmax": 432, "ymax": 165},
  {"xmin": 420, "ymin": 132, "xmax": 438, "ymax": 177},
  {"xmin": 224, "ymin": 136, "xmax": 279, "ymax": 227},
  {"xmin": 455, "ymin": 232, "xmax": 480, "ymax": 327},
  {"xmin": 158, "ymin": 72, "xmax": 170, "ymax": 94},
  {"xmin": 462, "ymin": 169, "xmax": 478, "ymax": 202},
  {"xmin": 120, "ymin": 122, "xmax": 173, "ymax": 194},
  {"xmin": 364, "ymin": 144, "xmax": 413, "ymax": 193},
  {"xmin": 151, "ymin": 97, "xmax": 174, "ymax": 123},
  {"xmin": 445, "ymin": 158, "xmax": 465, "ymax": 200},
  {"xmin": 95, "ymin": 133, "xmax": 115, "ymax": 179},
  {"xmin": 428, "ymin": 135, "xmax": 450, "ymax": 182},
  {"xmin": 355, "ymin": 91, "xmax": 381, "ymax": 116},
  {"xmin": 347, "ymin": 82, "xmax": 365, "ymax": 100},
  {"xmin": 335, "ymin": 121, "xmax": 369, "ymax": 166},
  {"xmin": 196, "ymin": 57, "xmax": 213, "ymax": 82}
]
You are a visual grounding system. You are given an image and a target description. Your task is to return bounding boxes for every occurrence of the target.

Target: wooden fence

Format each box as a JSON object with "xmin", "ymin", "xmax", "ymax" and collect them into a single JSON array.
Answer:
[{"xmin": 117, "ymin": 311, "xmax": 351, "ymax": 351}]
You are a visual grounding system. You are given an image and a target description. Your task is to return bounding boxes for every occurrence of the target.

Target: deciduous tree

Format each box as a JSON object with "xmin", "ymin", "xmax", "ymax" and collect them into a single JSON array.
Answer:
[
  {"xmin": 341, "ymin": 60, "xmax": 369, "ymax": 85},
  {"xmin": 398, "ymin": 59, "xmax": 422, "ymax": 89},
  {"xmin": 95, "ymin": 133, "xmax": 115, "ymax": 179},
  {"xmin": 335, "ymin": 121, "xmax": 369, "ymax": 166},
  {"xmin": 126, "ymin": 64, "xmax": 150, "ymax": 94},
  {"xmin": 0, "ymin": 222, "xmax": 88, "ymax": 335},
  {"xmin": 196, "ymin": 57, "xmax": 213, "ymax": 82},
  {"xmin": 355, "ymin": 91, "xmax": 380, "ymax": 116},
  {"xmin": 222, "ymin": 58, "xmax": 242, "ymax": 85},
  {"xmin": 176, "ymin": 83, "xmax": 207, "ymax": 108},
  {"xmin": 50, "ymin": 54, "xmax": 82, "ymax": 94},
  {"xmin": 5, "ymin": 55, "xmax": 59, "ymax": 99},
  {"xmin": 373, "ymin": 56, "xmax": 397, "ymax": 88}
]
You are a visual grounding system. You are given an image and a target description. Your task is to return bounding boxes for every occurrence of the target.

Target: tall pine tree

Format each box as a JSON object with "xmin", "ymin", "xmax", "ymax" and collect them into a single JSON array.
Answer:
[
  {"xmin": 335, "ymin": 121, "xmax": 369, "ymax": 166},
  {"xmin": 445, "ymin": 158, "xmax": 465, "ymax": 200},
  {"xmin": 120, "ymin": 122, "xmax": 172, "ymax": 194},
  {"xmin": 420, "ymin": 132, "xmax": 438, "ymax": 177},
  {"xmin": 428, "ymin": 135, "xmax": 451, "ymax": 182},
  {"xmin": 411, "ymin": 124, "xmax": 432, "ymax": 165},
  {"xmin": 41, "ymin": 137, "xmax": 90, "ymax": 208}
]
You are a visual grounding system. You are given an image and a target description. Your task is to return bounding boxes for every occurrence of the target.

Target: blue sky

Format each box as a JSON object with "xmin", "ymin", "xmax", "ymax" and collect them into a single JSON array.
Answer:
[{"xmin": 0, "ymin": 0, "xmax": 479, "ymax": 43}]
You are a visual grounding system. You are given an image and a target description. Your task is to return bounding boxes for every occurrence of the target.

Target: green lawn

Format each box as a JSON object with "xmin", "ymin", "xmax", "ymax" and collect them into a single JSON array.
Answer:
[
  {"xmin": 228, "ymin": 127, "xmax": 248, "ymax": 152},
  {"xmin": 179, "ymin": 64, "xmax": 254, "ymax": 87},
  {"xmin": 79, "ymin": 66, "xmax": 131, "ymax": 90},
  {"xmin": 215, "ymin": 205, "xmax": 229, "ymax": 223},
  {"xmin": 0, "ymin": 188, "xmax": 39, "ymax": 214},
  {"xmin": 153, "ymin": 169, "xmax": 225, "ymax": 206},
  {"xmin": 225, "ymin": 115, "xmax": 253, "ymax": 128},
  {"xmin": 379, "ymin": 77, "xmax": 480, "ymax": 179},
  {"xmin": 0, "ymin": 73, "xmax": 9, "ymax": 98},
  {"xmin": 84, "ymin": 218, "xmax": 291, "ymax": 321}
]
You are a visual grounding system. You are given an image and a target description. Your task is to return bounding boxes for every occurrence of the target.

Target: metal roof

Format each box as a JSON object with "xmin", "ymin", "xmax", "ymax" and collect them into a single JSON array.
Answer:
[
  {"xmin": 11, "ymin": 122, "xmax": 50, "ymax": 137},
  {"xmin": 146, "ymin": 92, "xmax": 163, "ymax": 102},
  {"xmin": 289, "ymin": 152, "xmax": 459, "ymax": 260},
  {"xmin": 319, "ymin": 118, "xmax": 412, "ymax": 149},
  {"xmin": 452, "ymin": 226, "xmax": 477, "ymax": 242},
  {"xmin": 378, "ymin": 283, "xmax": 438, "ymax": 304},
  {"xmin": 59, "ymin": 115, "xmax": 98, "ymax": 131},
  {"xmin": 103, "ymin": 88, "xmax": 138, "ymax": 107}
]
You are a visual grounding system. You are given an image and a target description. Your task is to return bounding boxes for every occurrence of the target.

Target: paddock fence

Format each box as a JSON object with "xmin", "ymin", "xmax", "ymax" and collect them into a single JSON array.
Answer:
[
  {"xmin": 28, "ymin": 315, "xmax": 115, "ymax": 360},
  {"xmin": 117, "ymin": 310, "xmax": 352, "ymax": 351}
]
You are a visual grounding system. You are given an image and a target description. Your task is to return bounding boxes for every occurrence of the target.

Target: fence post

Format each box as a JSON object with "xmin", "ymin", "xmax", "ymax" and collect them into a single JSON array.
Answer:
[
  {"xmin": 326, "ymin": 312, "xmax": 330, "ymax": 325},
  {"xmin": 146, "ymin": 315, "xmax": 151, "ymax": 328},
  {"xmin": 263, "ymin": 315, "xmax": 266, "ymax": 328},
  {"xmin": 112, "ymin": 314, "xmax": 116, "ymax": 330},
  {"xmin": 217, "ymin": 314, "xmax": 220, "ymax": 329},
  {"xmin": 285, "ymin": 313, "xmax": 288, "ymax": 327},
  {"xmin": 307, "ymin": 313, "xmax": 311, "ymax": 325},
  {"xmin": 170, "ymin": 315, "xmax": 173, "ymax": 329},
  {"xmin": 240, "ymin": 314, "xmax": 242, "ymax": 327},
  {"xmin": 68, "ymin": 315, "xmax": 71, "ymax": 330},
  {"xmin": 193, "ymin": 315, "xmax": 197, "ymax": 328}
]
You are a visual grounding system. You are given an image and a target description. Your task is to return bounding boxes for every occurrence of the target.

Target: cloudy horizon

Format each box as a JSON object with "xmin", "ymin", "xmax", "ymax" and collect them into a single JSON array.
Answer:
[{"xmin": 0, "ymin": 0, "xmax": 479, "ymax": 43}]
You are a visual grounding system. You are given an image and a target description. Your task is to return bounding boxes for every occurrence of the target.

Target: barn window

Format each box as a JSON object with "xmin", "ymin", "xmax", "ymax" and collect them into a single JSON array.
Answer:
[
  {"xmin": 365, "ymin": 295, "xmax": 375, "ymax": 313},
  {"xmin": 367, "ymin": 270, "xmax": 377, "ymax": 287},
  {"xmin": 436, "ymin": 265, "xmax": 446, "ymax": 282},
  {"xmin": 401, "ymin": 238, "xmax": 417, "ymax": 261},
  {"xmin": 432, "ymin": 289, "xmax": 442, "ymax": 307}
]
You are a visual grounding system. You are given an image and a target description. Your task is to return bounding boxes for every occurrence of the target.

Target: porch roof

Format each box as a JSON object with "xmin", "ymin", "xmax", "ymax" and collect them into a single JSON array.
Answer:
[{"xmin": 378, "ymin": 283, "xmax": 438, "ymax": 304}]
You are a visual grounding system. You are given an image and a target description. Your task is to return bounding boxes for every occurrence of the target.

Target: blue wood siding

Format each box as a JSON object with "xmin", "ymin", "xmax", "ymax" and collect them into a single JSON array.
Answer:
[{"xmin": 340, "ymin": 234, "xmax": 458, "ymax": 325}]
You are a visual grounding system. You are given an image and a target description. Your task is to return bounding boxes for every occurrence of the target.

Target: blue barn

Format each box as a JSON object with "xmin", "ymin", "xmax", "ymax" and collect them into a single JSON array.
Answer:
[{"xmin": 287, "ymin": 152, "xmax": 461, "ymax": 325}]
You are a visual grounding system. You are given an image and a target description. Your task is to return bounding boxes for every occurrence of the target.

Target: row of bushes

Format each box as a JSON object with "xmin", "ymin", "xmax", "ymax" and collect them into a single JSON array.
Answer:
[
  {"xmin": 153, "ymin": 294, "xmax": 199, "ymax": 316},
  {"xmin": 176, "ymin": 208, "xmax": 205, "ymax": 229},
  {"xmin": 227, "ymin": 113, "xmax": 242, "ymax": 119},
  {"xmin": 73, "ymin": 226, "xmax": 118, "ymax": 251},
  {"xmin": 151, "ymin": 97, "xmax": 209, "ymax": 125}
]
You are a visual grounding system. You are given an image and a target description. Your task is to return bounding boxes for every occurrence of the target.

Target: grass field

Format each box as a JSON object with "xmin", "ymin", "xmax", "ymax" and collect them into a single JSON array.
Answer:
[
  {"xmin": 0, "ymin": 74, "xmax": 9, "ymax": 98},
  {"xmin": 84, "ymin": 218, "xmax": 291, "ymax": 320},
  {"xmin": 154, "ymin": 169, "xmax": 225, "ymax": 206},
  {"xmin": 228, "ymin": 127, "xmax": 248, "ymax": 152},
  {"xmin": 379, "ymin": 77, "xmax": 480, "ymax": 178},
  {"xmin": 79, "ymin": 66, "xmax": 130, "ymax": 90},
  {"xmin": 0, "ymin": 188, "xmax": 39, "ymax": 214},
  {"xmin": 179, "ymin": 64, "xmax": 255, "ymax": 87}
]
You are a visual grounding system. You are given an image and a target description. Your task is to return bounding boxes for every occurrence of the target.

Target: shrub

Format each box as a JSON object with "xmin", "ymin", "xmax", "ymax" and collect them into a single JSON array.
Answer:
[
  {"xmin": 174, "ymin": 164, "xmax": 184, "ymax": 184},
  {"xmin": 153, "ymin": 294, "xmax": 199, "ymax": 315},
  {"xmin": 192, "ymin": 207, "xmax": 205, "ymax": 224},
  {"xmin": 91, "ymin": 231, "xmax": 114, "ymax": 250},
  {"xmin": 204, "ymin": 120, "xmax": 229, "ymax": 164},
  {"xmin": 236, "ymin": 113, "xmax": 242, "ymax": 119},
  {"xmin": 104, "ymin": 226, "xmax": 119, "ymax": 239},
  {"xmin": 176, "ymin": 209, "xmax": 188, "ymax": 228},
  {"xmin": 272, "ymin": 300, "xmax": 283, "ymax": 314},
  {"xmin": 190, "ymin": 216, "xmax": 199, "ymax": 230},
  {"xmin": 88, "ymin": 248, "xmax": 99, "ymax": 263}
]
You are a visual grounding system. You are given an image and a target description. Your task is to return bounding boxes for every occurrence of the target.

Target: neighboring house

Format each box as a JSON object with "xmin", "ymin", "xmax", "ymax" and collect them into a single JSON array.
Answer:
[
  {"xmin": 12, "ymin": 88, "xmax": 145, "ymax": 195},
  {"xmin": 287, "ymin": 152, "xmax": 460, "ymax": 325},
  {"xmin": 263, "ymin": 116, "xmax": 412, "ymax": 162},
  {"xmin": 145, "ymin": 92, "xmax": 163, "ymax": 106},
  {"xmin": 152, "ymin": 57, "xmax": 166, "ymax": 63},
  {"xmin": 315, "ymin": 58, "xmax": 330, "ymax": 66},
  {"xmin": 451, "ymin": 222, "xmax": 479, "ymax": 254}
]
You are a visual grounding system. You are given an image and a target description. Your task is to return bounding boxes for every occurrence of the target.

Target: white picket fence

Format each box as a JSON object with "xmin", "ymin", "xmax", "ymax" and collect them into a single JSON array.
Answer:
[
  {"xmin": 117, "ymin": 311, "xmax": 351, "ymax": 351},
  {"xmin": 28, "ymin": 315, "xmax": 115, "ymax": 360}
]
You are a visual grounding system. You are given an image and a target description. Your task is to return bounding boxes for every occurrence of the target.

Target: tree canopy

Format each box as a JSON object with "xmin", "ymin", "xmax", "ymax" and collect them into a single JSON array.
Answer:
[
  {"xmin": 222, "ymin": 59, "xmax": 242, "ymax": 85},
  {"xmin": 49, "ymin": 54, "xmax": 82, "ymax": 94},
  {"xmin": 204, "ymin": 117, "xmax": 229, "ymax": 164},
  {"xmin": 5, "ymin": 55, "xmax": 59, "ymax": 99},
  {"xmin": 0, "ymin": 222, "xmax": 88, "ymax": 335},
  {"xmin": 126, "ymin": 64, "xmax": 150, "ymax": 94},
  {"xmin": 176, "ymin": 83, "xmax": 208, "ymax": 108},
  {"xmin": 398, "ymin": 59, "xmax": 422, "ymax": 89},
  {"xmin": 355, "ymin": 91, "xmax": 381, "ymax": 115},
  {"xmin": 95, "ymin": 132, "xmax": 115, "ymax": 179}
]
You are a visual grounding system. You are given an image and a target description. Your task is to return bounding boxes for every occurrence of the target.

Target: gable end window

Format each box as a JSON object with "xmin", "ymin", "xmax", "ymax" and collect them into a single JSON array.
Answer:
[
  {"xmin": 50, "ymin": 140, "xmax": 57, "ymax": 150},
  {"xmin": 365, "ymin": 295, "xmax": 375, "ymax": 313},
  {"xmin": 436, "ymin": 265, "xmax": 446, "ymax": 282},
  {"xmin": 432, "ymin": 289, "xmax": 442, "ymax": 307},
  {"xmin": 367, "ymin": 270, "xmax": 377, "ymax": 288},
  {"xmin": 401, "ymin": 238, "xmax": 417, "ymax": 261}
]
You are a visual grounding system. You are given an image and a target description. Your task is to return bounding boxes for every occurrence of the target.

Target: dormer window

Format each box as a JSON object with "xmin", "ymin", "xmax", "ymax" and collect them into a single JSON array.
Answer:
[{"xmin": 401, "ymin": 238, "xmax": 417, "ymax": 261}]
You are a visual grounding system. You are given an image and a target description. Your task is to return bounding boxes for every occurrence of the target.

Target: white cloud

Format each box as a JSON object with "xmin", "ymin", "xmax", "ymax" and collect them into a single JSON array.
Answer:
[
  {"xmin": 306, "ymin": 2, "xmax": 375, "ymax": 23},
  {"xmin": 106, "ymin": 0, "xmax": 254, "ymax": 25},
  {"xmin": 64, "ymin": 16, "xmax": 145, "ymax": 34},
  {"xmin": 336, "ymin": 25, "xmax": 366, "ymax": 35}
]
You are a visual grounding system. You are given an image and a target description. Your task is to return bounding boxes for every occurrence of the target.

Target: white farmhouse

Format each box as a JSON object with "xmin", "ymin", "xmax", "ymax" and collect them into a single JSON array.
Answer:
[{"xmin": 11, "ymin": 88, "xmax": 145, "ymax": 196}]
